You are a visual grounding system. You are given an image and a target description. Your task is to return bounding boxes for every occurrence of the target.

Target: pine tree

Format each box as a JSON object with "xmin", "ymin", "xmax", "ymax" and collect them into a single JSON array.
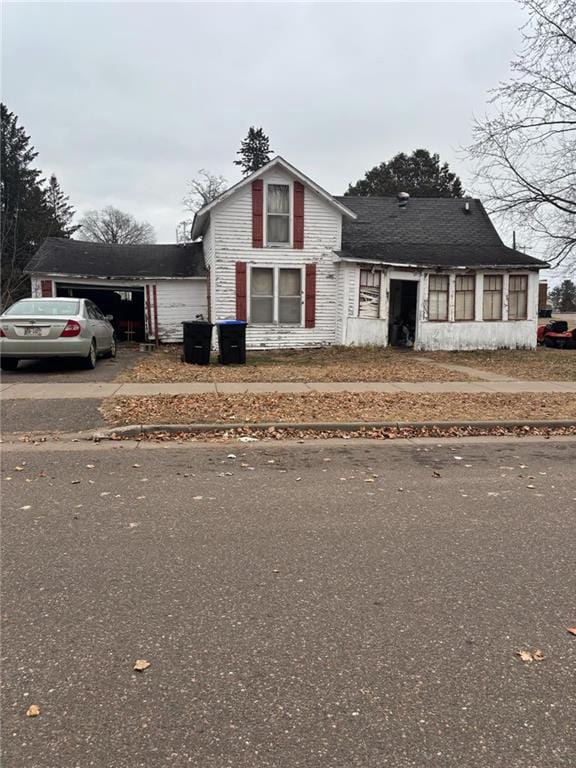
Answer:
[
  {"xmin": 44, "ymin": 174, "xmax": 78, "ymax": 237},
  {"xmin": 234, "ymin": 127, "xmax": 272, "ymax": 176},
  {"xmin": 1, "ymin": 104, "xmax": 67, "ymax": 306},
  {"xmin": 549, "ymin": 280, "xmax": 576, "ymax": 312},
  {"xmin": 345, "ymin": 149, "xmax": 463, "ymax": 198}
]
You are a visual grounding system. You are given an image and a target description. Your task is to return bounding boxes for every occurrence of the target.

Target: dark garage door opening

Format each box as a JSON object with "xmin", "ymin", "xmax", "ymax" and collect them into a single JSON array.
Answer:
[{"xmin": 56, "ymin": 284, "xmax": 146, "ymax": 342}]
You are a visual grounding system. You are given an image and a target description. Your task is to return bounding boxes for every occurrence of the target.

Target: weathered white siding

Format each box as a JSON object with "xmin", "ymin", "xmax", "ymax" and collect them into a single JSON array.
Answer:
[
  {"xmin": 342, "ymin": 265, "xmax": 540, "ymax": 350},
  {"xmin": 416, "ymin": 270, "xmax": 539, "ymax": 350},
  {"xmin": 155, "ymin": 279, "xmax": 208, "ymax": 342},
  {"xmin": 211, "ymin": 167, "xmax": 342, "ymax": 349}
]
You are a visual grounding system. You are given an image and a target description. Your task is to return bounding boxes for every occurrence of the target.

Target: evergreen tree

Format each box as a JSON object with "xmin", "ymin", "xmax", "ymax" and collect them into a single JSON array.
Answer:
[
  {"xmin": 549, "ymin": 280, "xmax": 576, "ymax": 312},
  {"xmin": 345, "ymin": 149, "xmax": 463, "ymax": 198},
  {"xmin": 1, "ymin": 104, "xmax": 74, "ymax": 307},
  {"xmin": 44, "ymin": 174, "xmax": 78, "ymax": 237},
  {"xmin": 234, "ymin": 127, "xmax": 272, "ymax": 176}
]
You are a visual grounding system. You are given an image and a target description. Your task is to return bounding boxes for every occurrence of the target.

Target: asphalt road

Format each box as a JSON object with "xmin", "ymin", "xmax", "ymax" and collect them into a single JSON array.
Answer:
[{"xmin": 1, "ymin": 438, "xmax": 575, "ymax": 768}]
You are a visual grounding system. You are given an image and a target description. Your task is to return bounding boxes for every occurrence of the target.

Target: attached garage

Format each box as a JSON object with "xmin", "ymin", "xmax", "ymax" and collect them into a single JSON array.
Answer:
[{"xmin": 26, "ymin": 239, "xmax": 208, "ymax": 343}]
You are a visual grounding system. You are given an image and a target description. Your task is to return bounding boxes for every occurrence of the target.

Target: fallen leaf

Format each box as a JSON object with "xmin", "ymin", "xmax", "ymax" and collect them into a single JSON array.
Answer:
[
  {"xmin": 20, "ymin": 505, "xmax": 32, "ymax": 511},
  {"xmin": 517, "ymin": 650, "xmax": 533, "ymax": 662},
  {"xmin": 567, "ymin": 627, "xmax": 576, "ymax": 636},
  {"xmin": 433, "ymin": 470, "xmax": 441, "ymax": 478},
  {"xmin": 15, "ymin": 466, "xmax": 24, "ymax": 472},
  {"xmin": 192, "ymin": 495, "xmax": 203, "ymax": 500},
  {"xmin": 26, "ymin": 704, "xmax": 40, "ymax": 717},
  {"xmin": 86, "ymin": 464, "xmax": 95, "ymax": 469},
  {"xmin": 532, "ymin": 649, "xmax": 545, "ymax": 661},
  {"xmin": 133, "ymin": 659, "xmax": 151, "ymax": 672},
  {"xmin": 132, "ymin": 463, "xmax": 141, "ymax": 468}
]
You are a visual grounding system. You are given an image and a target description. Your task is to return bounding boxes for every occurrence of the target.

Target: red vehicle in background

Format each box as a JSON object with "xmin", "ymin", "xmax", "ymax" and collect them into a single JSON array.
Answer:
[{"xmin": 537, "ymin": 320, "xmax": 576, "ymax": 348}]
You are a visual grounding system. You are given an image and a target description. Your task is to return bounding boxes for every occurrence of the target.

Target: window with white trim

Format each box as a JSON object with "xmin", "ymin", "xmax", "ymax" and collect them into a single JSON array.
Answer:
[
  {"xmin": 428, "ymin": 275, "xmax": 449, "ymax": 321},
  {"xmin": 508, "ymin": 275, "xmax": 528, "ymax": 320},
  {"xmin": 455, "ymin": 275, "xmax": 475, "ymax": 321},
  {"xmin": 358, "ymin": 270, "xmax": 381, "ymax": 318},
  {"xmin": 266, "ymin": 184, "xmax": 290, "ymax": 245},
  {"xmin": 483, "ymin": 275, "xmax": 503, "ymax": 320},
  {"xmin": 250, "ymin": 266, "xmax": 302, "ymax": 324}
]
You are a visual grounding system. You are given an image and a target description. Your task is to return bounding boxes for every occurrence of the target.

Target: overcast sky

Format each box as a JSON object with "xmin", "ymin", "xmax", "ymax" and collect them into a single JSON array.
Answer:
[{"xmin": 3, "ymin": 0, "xmax": 528, "ymax": 244}]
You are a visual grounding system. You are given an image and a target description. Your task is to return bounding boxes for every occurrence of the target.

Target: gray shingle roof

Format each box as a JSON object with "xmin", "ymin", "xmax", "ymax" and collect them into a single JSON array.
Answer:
[
  {"xmin": 26, "ymin": 238, "xmax": 207, "ymax": 279},
  {"xmin": 335, "ymin": 197, "xmax": 547, "ymax": 268}
]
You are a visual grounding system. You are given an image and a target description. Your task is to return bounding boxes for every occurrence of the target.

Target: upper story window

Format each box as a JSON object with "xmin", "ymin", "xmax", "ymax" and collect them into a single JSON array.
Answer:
[
  {"xmin": 266, "ymin": 184, "xmax": 290, "ymax": 245},
  {"xmin": 483, "ymin": 274, "xmax": 503, "ymax": 320},
  {"xmin": 508, "ymin": 275, "xmax": 528, "ymax": 320}
]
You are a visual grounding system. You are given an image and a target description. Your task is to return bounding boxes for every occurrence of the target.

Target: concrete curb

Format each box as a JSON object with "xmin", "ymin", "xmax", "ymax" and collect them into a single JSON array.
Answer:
[{"xmin": 92, "ymin": 419, "xmax": 576, "ymax": 440}]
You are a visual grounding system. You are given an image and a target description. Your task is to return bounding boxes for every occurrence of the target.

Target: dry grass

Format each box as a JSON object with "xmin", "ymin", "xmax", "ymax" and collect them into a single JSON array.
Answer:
[
  {"xmin": 118, "ymin": 345, "xmax": 475, "ymax": 383},
  {"xmin": 429, "ymin": 348, "xmax": 576, "ymax": 381},
  {"xmin": 101, "ymin": 391, "xmax": 576, "ymax": 427}
]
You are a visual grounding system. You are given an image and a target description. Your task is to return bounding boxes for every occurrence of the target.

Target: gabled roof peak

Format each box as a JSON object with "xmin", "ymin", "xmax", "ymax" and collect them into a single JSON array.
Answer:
[{"xmin": 191, "ymin": 156, "xmax": 356, "ymax": 239}]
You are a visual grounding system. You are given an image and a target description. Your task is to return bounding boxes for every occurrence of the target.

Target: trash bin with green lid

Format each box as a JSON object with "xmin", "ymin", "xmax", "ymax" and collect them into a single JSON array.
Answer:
[
  {"xmin": 181, "ymin": 321, "xmax": 213, "ymax": 365},
  {"xmin": 216, "ymin": 320, "xmax": 247, "ymax": 365}
]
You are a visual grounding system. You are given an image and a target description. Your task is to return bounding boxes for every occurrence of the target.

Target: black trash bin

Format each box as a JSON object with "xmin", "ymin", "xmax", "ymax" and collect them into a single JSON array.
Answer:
[
  {"xmin": 182, "ymin": 321, "xmax": 213, "ymax": 365},
  {"xmin": 217, "ymin": 320, "xmax": 247, "ymax": 365}
]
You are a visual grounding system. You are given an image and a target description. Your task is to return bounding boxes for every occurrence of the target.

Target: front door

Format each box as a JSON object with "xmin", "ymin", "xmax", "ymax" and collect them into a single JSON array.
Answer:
[{"xmin": 388, "ymin": 280, "xmax": 418, "ymax": 347}]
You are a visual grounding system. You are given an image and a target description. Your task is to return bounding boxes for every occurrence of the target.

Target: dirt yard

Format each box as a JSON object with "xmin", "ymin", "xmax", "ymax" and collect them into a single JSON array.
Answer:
[
  {"xmin": 118, "ymin": 346, "xmax": 476, "ymax": 383},
  {"xmin": 101, "ymin": 391, "xmax": 576, "ymax": 426},
  {"xmin": 429, "ymin": 347, "xmax": 576, "ymax": 381}
]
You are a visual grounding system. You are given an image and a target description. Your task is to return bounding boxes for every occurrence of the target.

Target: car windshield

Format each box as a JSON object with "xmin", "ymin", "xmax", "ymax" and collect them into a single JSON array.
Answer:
[{"xmin": 3, "ymin": 300, "xmax": 80, "ymax": 317}]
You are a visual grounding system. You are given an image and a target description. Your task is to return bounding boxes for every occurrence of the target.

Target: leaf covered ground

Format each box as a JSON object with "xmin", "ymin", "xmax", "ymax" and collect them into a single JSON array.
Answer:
[
  {"xmin": 117, "ymin": 346, "xmax": 475, "ymax": 383},
  {"xmin": 101, "ymin": 391, "xmax": 576, "ymax": 427},
  {"xmin": 429, "ymin": 348, "xmax": 576, "ymax": 381}
]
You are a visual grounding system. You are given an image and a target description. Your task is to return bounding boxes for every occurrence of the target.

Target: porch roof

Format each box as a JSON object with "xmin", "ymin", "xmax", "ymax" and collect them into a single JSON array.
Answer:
[{"xmin": 335, "ymin": 196, "xmax": 548, "ymax": 269}]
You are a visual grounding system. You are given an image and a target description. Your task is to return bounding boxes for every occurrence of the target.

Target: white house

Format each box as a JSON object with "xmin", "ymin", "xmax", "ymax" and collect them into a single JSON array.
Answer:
[
  {"xmin": 192, "ymin": 156, "xmax": 547, "ymax": 351},
  {"xmin": 27, "ymin": 156, "xmax": 547, "ymax": 350}
]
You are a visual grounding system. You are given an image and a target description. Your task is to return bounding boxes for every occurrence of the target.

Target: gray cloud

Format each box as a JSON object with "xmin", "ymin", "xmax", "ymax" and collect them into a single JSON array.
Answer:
[{"xmin": 3, "ymin": 1, "xmax": 527, "ymax": 242}]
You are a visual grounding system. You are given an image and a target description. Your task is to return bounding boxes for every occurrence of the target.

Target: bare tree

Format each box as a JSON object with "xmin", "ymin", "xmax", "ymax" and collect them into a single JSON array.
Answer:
[
  {"xmin": 183, "ymin": 169, "xmax": 227, "ymax": 213},
  {"xmin": 77, "ymin": 206, "xmax": 156, "ymax": 244},
  {"xmin": 468, "ymin": 0, "xmax": 576, "ymax": 267}
]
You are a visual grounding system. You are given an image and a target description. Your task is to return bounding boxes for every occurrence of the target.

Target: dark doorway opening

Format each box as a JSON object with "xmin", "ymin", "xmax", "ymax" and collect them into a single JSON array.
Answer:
[
  {"xmin": 55, "ymin": 284, "xmax": 146, "ymax": 342},
  {"xmin": 388, "ymin": 280, "xmax": 418, "ymax": 347}
]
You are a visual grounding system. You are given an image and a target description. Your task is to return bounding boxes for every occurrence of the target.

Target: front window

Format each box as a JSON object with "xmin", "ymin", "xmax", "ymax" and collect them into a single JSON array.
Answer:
[
  {"xmin": 358, "ymin": 270, "xmax": 381, "ymax": 318},
  {"xmin": 267, "ymin": 184, "xmax": 290, "ymax": 245},
  {"xmin": 483, "ymin": 275, "xmax": 503, "ymax": 320},
  {"xmin": 508, "ymin": 275, "xmax": 528, "ymax": 320},
  {"xmin": 428, "ymin": 275, "xmax": 449, "ymax": 321},
  {"xmin": 250, "ymin": 267, "xmax": 274, "ymax": 323},
  {"xmin": 250, "ymin": 266, "xmax": 302, "ymax": 324},
  {"xmin": 455, "ymin": 275, "xmax": 475, "ymax": 321}
]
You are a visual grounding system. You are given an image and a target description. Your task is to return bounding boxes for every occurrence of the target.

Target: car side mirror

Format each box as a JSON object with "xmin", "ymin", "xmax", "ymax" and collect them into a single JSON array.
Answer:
[{"xmin": 105, "ymin": 314, "xmax": 114, "ymax": 321}]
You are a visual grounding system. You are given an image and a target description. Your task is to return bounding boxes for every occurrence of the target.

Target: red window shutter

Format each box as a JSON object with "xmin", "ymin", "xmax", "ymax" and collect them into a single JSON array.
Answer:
[
  {"xmin": 236, "ymin": 261, "xmax": 247, "ymax": 320},
  {"xmin": 40, "ymin": 280, "xmax": 53, "ymax": 297},
  {"xmin": 293, "ymin": 181, "xmax": 304, "ymax": 249},
  {"xmin": 252, "ymin": 180, "xmax": 264, "ymax": 248},
  {"xmin": 305, "ymin": 264, "xmax": 316, "ymax": 328}
]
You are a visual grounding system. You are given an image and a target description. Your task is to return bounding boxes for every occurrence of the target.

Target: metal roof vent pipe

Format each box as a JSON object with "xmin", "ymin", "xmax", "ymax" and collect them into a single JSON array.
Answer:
[{"xmin": 397, "ymin": 192, "xmax": 410, "ymax": 209}]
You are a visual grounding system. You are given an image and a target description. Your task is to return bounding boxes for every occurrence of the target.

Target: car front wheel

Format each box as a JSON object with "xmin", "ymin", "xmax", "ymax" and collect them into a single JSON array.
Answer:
[
  {"xmin": 82, "ymin": 340, "xmax": 97, "ymax": 369},
  {"xmin": 0, "ymin": 357, "xmax": 19, "ymax": 371}
]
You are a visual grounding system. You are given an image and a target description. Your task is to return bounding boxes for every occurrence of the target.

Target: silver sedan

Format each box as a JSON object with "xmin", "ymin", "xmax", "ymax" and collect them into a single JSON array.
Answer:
[{"xmin": 0, "ymin": 297, "xmax": 117, "ymax": 371}]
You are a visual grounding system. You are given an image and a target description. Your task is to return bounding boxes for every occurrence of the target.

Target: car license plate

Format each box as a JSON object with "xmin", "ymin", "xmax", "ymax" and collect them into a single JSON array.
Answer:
[{"xmin": 24, "ymin": 327, "xmax": 43, "ymax": 336}]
